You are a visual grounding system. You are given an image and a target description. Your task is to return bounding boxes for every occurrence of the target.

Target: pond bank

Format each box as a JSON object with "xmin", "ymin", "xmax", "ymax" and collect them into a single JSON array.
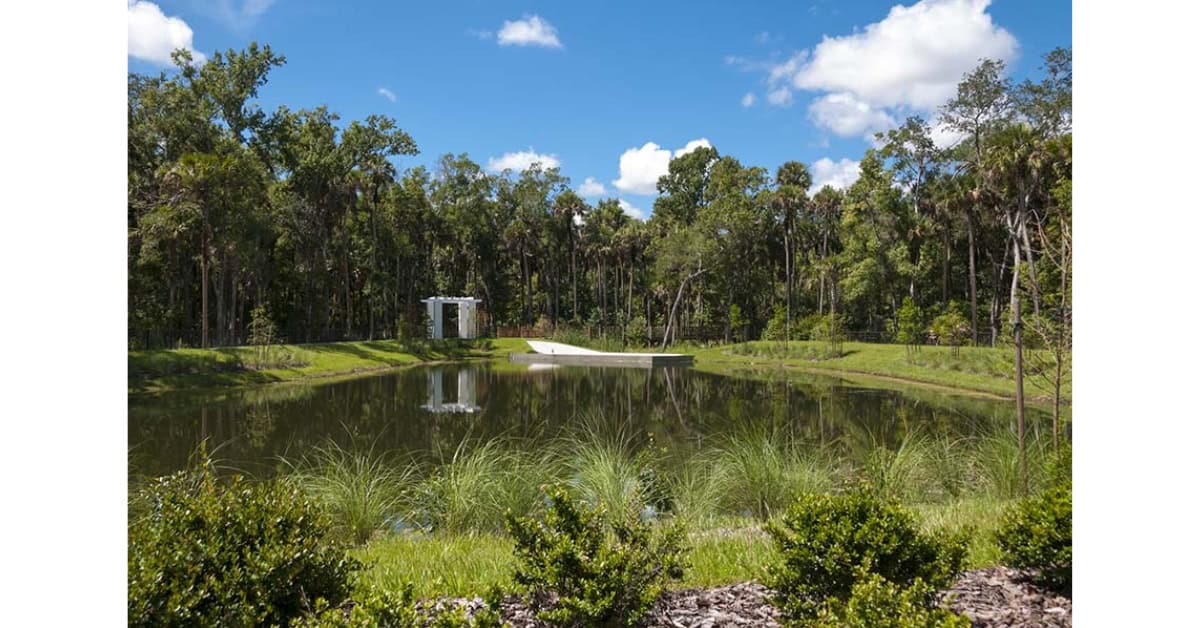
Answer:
[
  {"xmin": 692, "ymin": 341, "xmax": 1071, "ymax": 405},
  {"xmin": 128, "ymin": 338, "xmax": 529, "ymax": 394}
]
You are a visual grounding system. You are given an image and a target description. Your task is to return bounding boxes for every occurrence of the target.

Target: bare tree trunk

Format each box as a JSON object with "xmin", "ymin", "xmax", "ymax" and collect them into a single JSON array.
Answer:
[
  {"xmin": 1010, "ymin": 220, "xmax": 1028, "ymax": 496},
  {"xmin": 200, "ymin": 226, "xmax": 210, "ymax": 348},
  {"xmin": 662, "ymin": 265, "xmax": 706, "ymax": 351},
  {"xmin": 967, "ymin": 214, "xmax": 979, "ymax": 345}
]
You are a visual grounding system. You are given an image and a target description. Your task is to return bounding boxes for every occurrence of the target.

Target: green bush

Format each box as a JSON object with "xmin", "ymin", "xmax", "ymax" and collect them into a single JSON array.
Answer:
[
  {"xmin": 297, "ymin": 585, "xmax": 419, "ymax": 627},
  {"xmin": 813, "ymin": 572, "xmax": 970, "ymax": 628},
  {"xmin": 128, "ymin": 467, "xmax": 358, "ymax": 627},
  {"xmin": 896, "ymin": 298, "xmax": 925, "ymax": 360},
  {"xmin": 995, "ymin": 480, "xmax": 1072, "ymax": 593},
  {"xmin": 766, "ymin": 490, "xmax": 967, "ymax": 624},
  {"xmin": 505, "ymin": 485, "xmax": 687, "ymax": 627},
  {"xmin": 929, "ymin": 305, "xmax": 971, "ymax": 357}
]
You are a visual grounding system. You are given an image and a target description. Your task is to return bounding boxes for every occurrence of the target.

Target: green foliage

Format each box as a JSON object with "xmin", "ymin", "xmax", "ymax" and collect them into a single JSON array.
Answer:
[
  {"xmin": 505, "ymin": 486, "xmax": 687, "ymax": 627},
  {"xmin": 930, "ymin": 305, "xmax": 972, "ymax": 357},
  {"xmin": 128, "ymin": 466, "xmax": 358, "ymax": 627},
  {"xmin": 297, "ymin": 585, "xmax": 419, "ymax": 627},
  {"xmin": 762, "ymin": 305, "xmax": 789, "ymax": 341},
  {"xmin": 766, "ymin": 490, "xmax": 967, "ymax": 624},
  {"xmin": 810, "ymin": 314, "xmax": 847, "ymax": 356},
  {"xmin": 624, "ymin": 314, "xmax": 648, "ymax": 347},
  {"xmin": 813, "ymin": 572, "xmax": 970, "ymax": 628},
  {"xmin": 995, "ymin": 480, "xmax": 1071, "ymax": 592},
  {"xmin": 896, "ymin": 297, "xmax": 925, "ymax": 360}
]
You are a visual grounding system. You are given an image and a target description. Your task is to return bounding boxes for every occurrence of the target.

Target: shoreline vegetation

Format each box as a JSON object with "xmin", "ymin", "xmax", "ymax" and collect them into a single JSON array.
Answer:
[{"xmin": 129, "ymin": 337, "xmax": 1070, "ymax": 405}]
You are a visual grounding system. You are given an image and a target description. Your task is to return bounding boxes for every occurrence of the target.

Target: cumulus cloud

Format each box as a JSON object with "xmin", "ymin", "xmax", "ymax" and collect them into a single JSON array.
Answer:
[
  {"xmin": 808, "ymin": 92, "xmax": 896, "ymax": 138},
  {"xmin": 766, "ymin": 86, "xmax": 794, "ymax": 107},
  {"xmin": 741, "ymin": 92, "xmax": 756, "ymax": 108},
  {"xmin": 612, "ymin": 138, "xmax": 713, "ymax": 195},
  {"xmin": 758, "ymin": 0, "xmax": 1016, "ymax": 139},
  {"xmin": 578, "ymin": 177, "xmax": 607, "ymax": 197},
  {"xmin": 810, "ymin": 157, "xmax": 861, "ymax": 193},
  {"xmin": 619, "ymin": 199, "xmax": 647, "ymax": 221},
  {"xmin": 128, "ymin": 1, "xmax": 205, "ymax": 66},
  {"xmin": 497, "ymin": 15, "xmax": 563, "ymax": 48},
  {"xmin": 377, "ymin": 87, "xmax": 397, "ymax": 102},
  {"xmin": 930, "ymin": 120, "xmax": 968, "ymax": 149},
  {"xmin": 486, "ymin": 149, "xmax": 561, "ymax": 173}
]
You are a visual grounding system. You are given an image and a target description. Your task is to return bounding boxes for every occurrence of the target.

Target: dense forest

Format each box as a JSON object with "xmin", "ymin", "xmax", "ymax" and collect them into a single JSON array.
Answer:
[{"xmin": 128, "ymin": 44, "xmax": 1070, "ymax": 353}]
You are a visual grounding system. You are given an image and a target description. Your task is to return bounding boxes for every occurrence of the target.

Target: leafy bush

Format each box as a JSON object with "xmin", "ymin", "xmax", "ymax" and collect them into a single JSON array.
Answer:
[
  {"xmin": 298, "ymin": 585, "xmax": 419, "ymax": 627},
  {"xmin": 809, "ymin": 314, "xmax": 847, "ymax": 356},
  {"xmin": 813, "ymin": 572, "xmax": 970, "ymax": 628},
  {"xmin": 795, "ymin": 312, "xmax": 828, "ymax": 340},
  {"xmin": 995, "ymin": 480, "xmax": 1072, "ymax": 593},
  {"xmin": 506, "ymin": 485, "xmax": 687, "ymax": 627},
  {"xmin": 624, "ymin": 314, "xmax": 648, "ymax": 347},
  {"xmin": 762, "ymin": 305, "xmax": 789, "ymax": 341},
  {"xmin": 766, "ymin": 490, "xmax": 967, "ymax": 623},
  {"xmin": 929, "ymin": 304, "xmax": 971, "ymax": 357},
  {"xmin": 896, "ymin": 297, "xmax": 925, "ymax": 360},
  {"xmin": 128, "ymin": 467, "xmax": 358, "ymax": 627}
]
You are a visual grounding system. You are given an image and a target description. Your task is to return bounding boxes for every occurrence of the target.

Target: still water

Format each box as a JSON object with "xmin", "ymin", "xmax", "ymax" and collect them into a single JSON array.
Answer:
[{"xmin": 128, "ymin": 362, "xmax": 1053, "ymax": 478}]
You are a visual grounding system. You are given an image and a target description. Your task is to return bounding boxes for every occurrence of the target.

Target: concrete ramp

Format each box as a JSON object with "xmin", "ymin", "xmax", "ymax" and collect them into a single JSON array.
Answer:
[{"xmin": 512, "ymin": 340, "xmax": 694, "ymax": 367}]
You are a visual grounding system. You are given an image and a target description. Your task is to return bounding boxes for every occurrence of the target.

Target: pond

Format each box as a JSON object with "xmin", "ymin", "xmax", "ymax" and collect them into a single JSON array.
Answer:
[{"xmin": 128, "ymin": 362, "xmax": 1061, "ymax": 481}]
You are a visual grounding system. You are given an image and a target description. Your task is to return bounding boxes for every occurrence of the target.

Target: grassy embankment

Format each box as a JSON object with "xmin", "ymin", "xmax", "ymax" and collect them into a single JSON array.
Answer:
[
  {"xmin": 692, "ymin": 341, "xmax": 1070, "ymax": 404},
  {"xmin": 128, "ymin": 337, "xmax": 531, "ymax": 393}
]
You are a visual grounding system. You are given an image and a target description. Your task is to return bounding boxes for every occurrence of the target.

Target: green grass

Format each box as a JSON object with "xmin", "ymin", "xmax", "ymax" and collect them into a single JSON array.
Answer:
[
  {"xmin": 352, "ymin": 498, "xmax": 1014, "ymax": 598},
  {"xmin": 693, "ymin": 341, "xmax": 1071, "ymax": 404},
  {"xmin": 128, "ymin": 337, "xmax": 530, "ymax": 393}
]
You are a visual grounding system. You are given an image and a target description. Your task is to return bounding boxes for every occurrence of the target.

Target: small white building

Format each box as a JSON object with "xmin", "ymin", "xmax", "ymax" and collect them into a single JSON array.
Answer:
[{"xmin": 420, "ymin": 296, "xmax": 483, "ymax": 339}]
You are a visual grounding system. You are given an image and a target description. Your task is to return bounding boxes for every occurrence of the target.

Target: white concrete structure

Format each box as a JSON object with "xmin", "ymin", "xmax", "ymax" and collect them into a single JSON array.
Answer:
[
  {"xmin": 515, "ymin": 340, "xmax": 694, "ymax": 367},
  {"xmin": 420, "ymin": 296, "xmax": 483, "ymax": 339}
]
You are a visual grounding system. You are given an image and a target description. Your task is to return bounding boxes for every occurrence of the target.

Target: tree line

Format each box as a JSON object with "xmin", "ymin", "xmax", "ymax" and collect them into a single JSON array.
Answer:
[{"xmin": 129, "ymin": 43, "xmax": 1070, "ymax": 359}]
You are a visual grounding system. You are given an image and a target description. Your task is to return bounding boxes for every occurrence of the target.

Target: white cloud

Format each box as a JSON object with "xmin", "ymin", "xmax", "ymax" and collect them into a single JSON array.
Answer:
[
  {"xmin": 791, "ymin": 0, "xmax": 1017, "ymax": 110},
  {"xmin": 128, "ymin": 1, "xmax": 205, "ymax": 66},
  {"xmin": 578, "ymin": 177, "xmax": 607, "ymax": 197},
  {"xmin": 467, "ymin": 28, "xmax": 493, "ymax": 40},
  {"xmin": 486, "ymin": 149, "xmax": 561, "ymax": 173},
  {"xmin": 612, "ymin": 138, "xmax": 713, "ymax": 195},
  {"xmin": 497, "ymin": 15, "xmax": 563, "ymax": 48},
  {"xmin": 618, "ymin": 199, "xmax": 647, "ymax": 221},
  {"xmin": 808, "ymin": 92, "xmax": 896, "ymax": 138},
  {"xmin": 756, "ymin": 0, "xmax": 1016, "ymax": 140},
  {"xmin": 675, "ymin": 138, "xmax": 713, "ymax": 157},
  {"xmin": 930, "ymin": 120, "xmax": 968, "ymax": 149},
  {"xmin": 741, "ymin": 92, "xmax": 756, "ymax": 108},
  {"xmin": 212, "ymin": 0, "xmax": 276, "ymax": 30},
  {"xmin": 766, "ymin": 86, "xmax": 794, "ymax": 107},
  {"xmin": 810, "ymin": 157, "xmax": 861, "ymax": 193},
  {"xmin": 377, "ymin": 87, "xmax": 397, "ymax": 102}
]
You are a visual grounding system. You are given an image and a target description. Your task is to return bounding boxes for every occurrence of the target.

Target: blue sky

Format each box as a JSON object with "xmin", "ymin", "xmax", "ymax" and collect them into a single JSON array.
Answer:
[{"xmin": 128, "ymin": 0, "xmax": 1071, "ymax": 219}]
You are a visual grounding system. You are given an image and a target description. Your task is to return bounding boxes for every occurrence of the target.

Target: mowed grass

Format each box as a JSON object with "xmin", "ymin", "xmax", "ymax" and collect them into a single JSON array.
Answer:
[
  {"xmin": 352, "ymin": 499, "xmax": 1012, "ymax": 599},
  {"xmin": 693, "ymin": 341, "xmax": 1070, "ymax": 404},
  {"xmin": 128, "ymin": 337, "xmax": 531, "ymax": 393}
]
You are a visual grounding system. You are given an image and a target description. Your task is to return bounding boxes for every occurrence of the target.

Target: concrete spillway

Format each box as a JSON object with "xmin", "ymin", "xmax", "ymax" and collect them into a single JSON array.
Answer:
[{"xmin": 508, "ymin": 340, "xmax": 694, "ymax": 367}]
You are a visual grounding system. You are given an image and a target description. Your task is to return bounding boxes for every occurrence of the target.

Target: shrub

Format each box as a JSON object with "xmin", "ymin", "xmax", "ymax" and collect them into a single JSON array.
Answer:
[
  {"xmin": 297, "ymin": 585, "xmax": 419, "ymax": 627},
  {"xmin": 762, "ymin": 305, "xmax": 788, "ymax": 341},
  {"xmin": 995, "ymin": 481, "xmax": 1072, "ymax": 593},
  {"xmin": 128, "ymin": 467, "xmax": 358, "ymax": 627},
  {"xmin": 810, "ymin": 314, "xmax": 847, "ymax": 356},
  {"xmin": 624, "ymin": 314, "xmax": 648, "ymax": 347},
  {"xmin": 929, "ymin": 305, "xmax": 971, "ymax": 357},
  {"xmin": 766, "ymin": 490, "xmax": 967, "ymax": 624},
  {"xmin": 506, "ymin": 485, "xmax": 687, "ymax": 627},
  {"xmin": 813, "ymin": 572, "xmax": 970, "ymax": 628},
  {"xmin": 896, "ymin": 297, "xmax": 925, "ymax": 361}
]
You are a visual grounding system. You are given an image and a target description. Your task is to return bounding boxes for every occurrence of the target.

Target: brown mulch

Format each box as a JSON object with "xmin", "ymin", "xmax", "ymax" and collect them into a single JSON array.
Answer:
[
  {"xmin": 421, "ymin": 568, "xmax": 1070, "ymax": 627},
  {"xmin": 940, "ymin": 567, "xmax": 1072, "ymax": 627}
]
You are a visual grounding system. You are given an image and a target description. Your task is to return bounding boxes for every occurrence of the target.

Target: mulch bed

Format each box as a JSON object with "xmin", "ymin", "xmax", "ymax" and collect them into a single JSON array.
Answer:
[{"xmin": 421, "ymin": 568, "xmax": 1070, "ymax": 627}]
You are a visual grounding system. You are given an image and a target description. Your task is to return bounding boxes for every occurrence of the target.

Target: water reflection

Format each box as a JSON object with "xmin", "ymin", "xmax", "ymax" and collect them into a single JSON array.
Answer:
[
  {"xmin": 128, "ymin": 362, "xmax": 1057, "ymax": 479},
  {"xmin": 421, "ymin": 368, "xmax": 481, "ymax": 414}
]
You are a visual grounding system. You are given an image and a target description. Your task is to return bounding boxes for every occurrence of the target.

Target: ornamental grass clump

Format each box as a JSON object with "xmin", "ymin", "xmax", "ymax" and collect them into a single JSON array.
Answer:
[
  {"xmin": 128, "ymin": 466, "xmax": 358, "ymax": 627},
  {"xmin": 505, "ymin": 485, "xmax": 687, "ymax": 627},
  {"xmin": 766, "ymin": 490, "xmax": 968, "ymax": 625}
]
